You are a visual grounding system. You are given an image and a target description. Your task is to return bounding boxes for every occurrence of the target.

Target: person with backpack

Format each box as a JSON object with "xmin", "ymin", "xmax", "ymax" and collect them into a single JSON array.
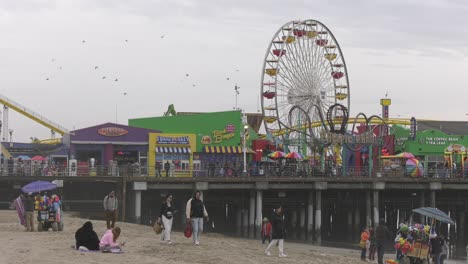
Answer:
[
  {"xmin": 185, "ymin": 190, "xmax": 208, "ymax": 245},
  {"xmin": 158, "ymin": 194, "xmax": 175, "ymax": 244},
  {"xmin": 103, "ymin": 191, "xmax": 118, "ymax": 229}
]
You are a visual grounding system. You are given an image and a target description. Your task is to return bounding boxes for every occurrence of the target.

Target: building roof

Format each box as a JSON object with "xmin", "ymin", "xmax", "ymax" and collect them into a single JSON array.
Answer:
[
  {"xmin": 417, "ymin": 120, "xmax": 468, "ymax": 135},
  {"xmin": 177, "ymin": 112, "xmax": 264, "ymax": 133}
]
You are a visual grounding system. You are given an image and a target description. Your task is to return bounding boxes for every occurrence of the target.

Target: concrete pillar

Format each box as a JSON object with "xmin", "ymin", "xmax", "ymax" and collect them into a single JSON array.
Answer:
[
  {"xmin": 373, "ymin": 191, "xmax": 379, "ymax": 227},
  {"xmin": 134, "ymin": 190, "xmax": 141, "ymax": 224},
  {"xmin": 236, "ymin": 207, "xmax": 242, "ymax": 236},
  {"xmin": 291, "ymin": 210, "xmax": 298, "ymax": 239},
  {"xmin": 307, "ymin": 191, "xmax": 314, "ymax": 241},
  {"xmin": 354, "ymin": 203, "xmax": 361, "ymax": 241},
  {"xmin": 420, "ymin": 191, "xmax": 426, "ymax": 224},
  {"xmin": 456, "ymin": 212, "xmax": 465, "ymax": 258},
  {"xmin": 315, "ymin": 190, "xmax": 322, "ymax": 245},
  {"xmin": 242, "ymin": 209, "xmax": 248, "ymax": 237},
  {"xmin": 255, "ymin": 190, "xmax": 263, "ymax": 238},
  {"xmin": 249, "ymin": 191, "xmax": 256, "ymax": 238},
  {"xmin": 430, "ymin": 191, "xmax": 436, "ymax": 208},
  {"xmin": 366, "ymin": 191, "xmax": 371, "ymax": 227},
  {"xmin": 300, "ymin": 207, "xmax": 306, "ymax": 240},
  {"xmin": 347, "ymin": 209, "xmax": 353, "ymax": 241}
]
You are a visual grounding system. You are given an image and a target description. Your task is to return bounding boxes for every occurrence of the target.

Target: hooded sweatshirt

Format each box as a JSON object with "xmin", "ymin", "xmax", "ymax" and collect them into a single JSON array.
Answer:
[
  {"xmin": 75, "ymin": 222, "xmax": 100, "ymax": 250},
  {"xmin": 185, "ymin": 193, "xmax": 208, "ymax": 219}
]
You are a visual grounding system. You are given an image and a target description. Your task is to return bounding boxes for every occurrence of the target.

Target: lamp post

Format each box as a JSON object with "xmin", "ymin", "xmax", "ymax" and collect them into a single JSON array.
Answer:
[{"xmin": 242, "ymin": 112, "xmax": 248, "ymax": 176}]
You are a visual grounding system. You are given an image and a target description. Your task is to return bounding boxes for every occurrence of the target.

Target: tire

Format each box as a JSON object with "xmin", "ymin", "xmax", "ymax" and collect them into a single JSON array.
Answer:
[
  {"xmin": 58, "ymin": 222, "xmax": 64, "ymax": 231},
  {"xmin": 37, "ymin": 222, "xmax": 43, "ymax": 232},
  {"xmin": 52, "ymin": 222, "xmax": 58, "ymax": 231}
]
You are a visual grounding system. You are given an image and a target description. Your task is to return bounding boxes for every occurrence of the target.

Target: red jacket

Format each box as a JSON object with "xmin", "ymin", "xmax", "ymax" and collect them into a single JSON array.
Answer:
[{"xmin": 262, "ymin": 222, "xmax": 272, "ymax": 236}]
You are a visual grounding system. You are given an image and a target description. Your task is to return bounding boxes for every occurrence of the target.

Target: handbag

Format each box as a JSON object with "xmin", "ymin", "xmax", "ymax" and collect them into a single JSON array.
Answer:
[
  {"xmin": 153, "ymin": 221, "xmax": 162, "ymax": 234},
  {"xmin": 184, "ymin": 221, "xmax": 192, "ymax": 238}
]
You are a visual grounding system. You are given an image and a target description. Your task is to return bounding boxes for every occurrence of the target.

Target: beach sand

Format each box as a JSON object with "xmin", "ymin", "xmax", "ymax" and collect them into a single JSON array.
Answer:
[{"xmin": 0, "ymin": 210, "xmax": 368, "ymax": 264}]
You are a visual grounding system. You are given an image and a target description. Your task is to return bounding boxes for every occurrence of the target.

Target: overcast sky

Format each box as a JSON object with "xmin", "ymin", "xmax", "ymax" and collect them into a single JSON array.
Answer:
[{"xmin": 0, "ymin": 0, "xmax": 467, "ymax": 142}]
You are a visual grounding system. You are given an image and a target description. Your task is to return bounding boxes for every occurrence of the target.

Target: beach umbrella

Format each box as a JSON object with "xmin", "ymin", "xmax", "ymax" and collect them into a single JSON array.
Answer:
[
  {"xmin": 406, "ymin": 158, "xmax": 424, "ymax": 177},
  {"xmin": 284, "ymin": 152, "xmax": 304, "ymax": 159},
  {"xmin": 17, "ymin": 155, "xmax": 31, "ymax": 160},
  {"xmin": 21, "ymin": 181, "xmax": 57, "ymax": 194},
  {"xmin": 412, "ymin": 207, "xmax": 455, "ymax": 225},
  {"xmin": 31, "ymin": 155, "xmax": 46, "ymax": 161},
  {"xmin": 268, "ymin": 151, "xmax": 285, "ymax": 159},
  {"xmin": 394, "ymin": 152, "xmax": 415, "ymax": 159}
]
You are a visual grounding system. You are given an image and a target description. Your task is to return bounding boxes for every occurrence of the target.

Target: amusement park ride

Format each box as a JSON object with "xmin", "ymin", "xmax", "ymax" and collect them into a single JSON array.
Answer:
[{"xmin": 260, "ymin": 19, "xmax": 404, "ymax": 175}]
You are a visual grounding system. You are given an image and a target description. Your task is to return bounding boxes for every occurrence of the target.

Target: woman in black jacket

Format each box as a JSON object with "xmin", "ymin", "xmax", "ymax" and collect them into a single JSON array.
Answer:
[
  {"xmin": 265, "ymin": 205, "xmax": 287, "ymax": 257},
  {"xmin": 75, "ymin": 221, "xmax": 100, "ymax": 250},
  {"xmin": 158, "ymin": 194, "xmax": 175, "ymax": 244}
]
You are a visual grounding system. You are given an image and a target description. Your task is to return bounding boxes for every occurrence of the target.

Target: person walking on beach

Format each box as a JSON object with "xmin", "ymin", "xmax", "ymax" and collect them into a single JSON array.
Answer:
[
  {"xmin": 368, "ymin": 227, "xmax": 376, "ymax": 262},
  {"xmin": 164, "ymin": 161, "xmax": 170, "ymax": 177},
  {"xmin": 359, "ymin": 227, "xmax": 370, "ymax": 261},
  {"xmin": 186, "ymin": 190, "xmax": 208, "ymax": 246},
  {"xmin": 103, "ymin": 191, "xmax": 118, "ymax": 229},
  {"xmin": 158, "ymin": 194, "xmax": 175, "ymax": 244},
  {"xmin": 265, "ymin": 205, "xmax": 287, "ymax": 258},
  {"xmin": 375, "ymin": 218, "xmax": 392, "ymax": 264},
  {"xmin": 22, "ymin": 193, "xmax": 35, "ymax": 232}
]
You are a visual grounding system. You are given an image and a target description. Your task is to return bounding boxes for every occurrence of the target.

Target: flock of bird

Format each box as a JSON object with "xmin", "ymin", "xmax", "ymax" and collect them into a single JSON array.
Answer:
[{"xmin": 45, "ymin": 35, "xmax": 241, "ymax": 97}]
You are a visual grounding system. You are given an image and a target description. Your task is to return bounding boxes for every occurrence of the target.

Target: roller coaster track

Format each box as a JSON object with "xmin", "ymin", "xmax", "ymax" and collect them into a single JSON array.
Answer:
[
  {"xmin": 266, "ymin": 117, "xmax": 424, "ymax": 137},
  {"xmin": 0, "ymin": 94, "xmax": 69, "ymax": 135}
]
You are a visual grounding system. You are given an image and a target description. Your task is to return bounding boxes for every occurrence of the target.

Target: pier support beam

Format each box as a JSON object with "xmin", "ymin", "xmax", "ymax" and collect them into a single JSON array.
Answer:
[
  {"xmin": 354, "ymin": 202, "xmax": 361, "ymax": 241},
  {"xmin": 307, "ymin": 191, "xmax": 314, "ymax": 242},
  {"xmin": 315, "ymin": 190, "xmax": 322, "ymax": 245},
  {"xmin": 373, "ymin": 191, "xmax": 379, "ymax": 226},
  {"xmin": 242, "ymin": 209, "xmax": 248, "ymax": 237},
  {"xmin": 300, "ymin": 207, "xmax": 306, "ymax": 240},
  {"xmin": 134, "ymin": 190, "xmax": 141, "ymax": 224},
  {"xmin": 236, "ymin": 207, "xmax": 242, "ymax": 236},
  {"xmin": 255, "ymin": 190, "xmax": 263, "ymax": 238},
  {"xmin": 249, "ymin": 191, "xmax": 255, "ymax": 238},
  {"xmin": 366, "ymin": 191, "xmax": 371, "ymax": 227}
]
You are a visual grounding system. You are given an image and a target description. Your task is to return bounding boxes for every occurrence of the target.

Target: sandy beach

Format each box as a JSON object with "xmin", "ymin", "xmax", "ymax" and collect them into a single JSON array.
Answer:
[{"xmin": 0, "ymin": 210, "xmax": 372, "ymax": 264}]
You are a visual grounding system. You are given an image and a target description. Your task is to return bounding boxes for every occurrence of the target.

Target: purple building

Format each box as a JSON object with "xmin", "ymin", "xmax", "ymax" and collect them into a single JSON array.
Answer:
[{"xmin": 70, "ymin": 123, "xmax": 160, "ymax": 167}]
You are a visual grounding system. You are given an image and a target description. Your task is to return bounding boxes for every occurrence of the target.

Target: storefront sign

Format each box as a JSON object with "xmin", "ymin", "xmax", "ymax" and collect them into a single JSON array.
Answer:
[
  {"xmin": 325, "ymin": 131, "xmax": 376, "ymax": 144},
  {"xmin": 409, "ymin": 117, "xmax": 417, "ymax": 140},
  {"xmin": 201, "ymin": 135, "xmax": 212, "ymax": 145},
  {"xmin": 157, "ymin": 136, "xmax": 189, "ymax": 145},
  {"xmin": 212, "ymin": 124, "xmax": 236, "ymax": 144},
  {"xmin": 98, "ymin": 127, "xmax": 129, "ymax": 137},
  {"xmin": 419, "ymin": 136, "xmax": 459, "ymax": 145}
]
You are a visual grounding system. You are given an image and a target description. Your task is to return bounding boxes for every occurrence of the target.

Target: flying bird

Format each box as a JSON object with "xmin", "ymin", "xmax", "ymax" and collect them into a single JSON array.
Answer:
[
  {"xmin": 160, "ymin": 35, "xmax": 165, "ymax": 39},
  {"xmin": 45, "ymin": 78, "xmax": 49, "ymax": 81},
  {"xmin": 226, "ymin": 77, "xmax": 230, "ymax": 80},
  {"xmin": 102, "ymin": 76, "xmax": 106, "ymax": 79},
  {"xmin": 186, "ymin": 74, "xmax": 189, "ymax": 77},
  {"xmin": 192, "ymin": 84, "xmax": 196, "ymax": 87},
  {"xmin": 236, "ymin": 69, "xmax": 239, "ymax": 72},
  {"xmin": 123, "ymin": 93, "xmax": 127, "ymax": 95},
  {"xmin": 51, "ymin": 58, "xmax": 56, "ymax": 62},
  {"xmin": 114, "ymin": 78, "xmax": 118, "ymax": 82},
  {"xmin": 82, "ymin": 40, "xmax": 86, "ymax": 43},
  {"xmin": 58, "ymin": 66, "xmax": 62, "ymax": 70},
  {"xmin": 94, "ymin": 66, "xmax": 99, "ymax": 70},
  {"xmin": 125, "ymin": 39, "xmax": 128, "ymax": 42}
]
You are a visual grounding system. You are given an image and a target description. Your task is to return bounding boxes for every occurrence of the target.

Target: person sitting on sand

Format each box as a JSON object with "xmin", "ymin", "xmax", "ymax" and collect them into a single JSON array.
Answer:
[
  {"xmin": 75, "ymin": 221, "xmax": 100, "ymax": 251},
  {"xmin": 99, "ymin": 227, "xmax": 125, "ymax": 252}
]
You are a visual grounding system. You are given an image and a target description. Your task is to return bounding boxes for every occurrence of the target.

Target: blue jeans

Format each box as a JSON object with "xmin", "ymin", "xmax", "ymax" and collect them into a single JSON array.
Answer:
[{"xmin": 191, "ymin": 218, "xmax": 204, "ymax": 242}]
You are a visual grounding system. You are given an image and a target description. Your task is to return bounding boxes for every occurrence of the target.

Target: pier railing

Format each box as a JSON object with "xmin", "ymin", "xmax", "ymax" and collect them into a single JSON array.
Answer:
[{"xmin": 1, "ymin": 163, "xmax": 467, "ymax": 180}]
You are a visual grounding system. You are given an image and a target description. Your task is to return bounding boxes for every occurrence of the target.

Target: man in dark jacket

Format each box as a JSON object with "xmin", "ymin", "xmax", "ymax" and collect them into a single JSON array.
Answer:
[
  {"xmin": 375, "ymin": 218, "xmax": 392, "ymax": 264},
  {"xmin": 75, "ymin": 221, "xmax": 100, "ymax": 250},
  {"xmin": 265, "ymin": 205, "xmax": 287, "ymax": 258},
  {"xmin": 22, "ymin": 193, "xmax": 35, "ymax": 232}
]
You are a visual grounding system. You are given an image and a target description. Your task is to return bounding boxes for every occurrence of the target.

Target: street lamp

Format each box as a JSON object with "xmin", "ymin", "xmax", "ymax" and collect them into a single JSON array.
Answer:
[{"xmin": 242, "ymin": 112, "xmax": 248, "ymax": 176}]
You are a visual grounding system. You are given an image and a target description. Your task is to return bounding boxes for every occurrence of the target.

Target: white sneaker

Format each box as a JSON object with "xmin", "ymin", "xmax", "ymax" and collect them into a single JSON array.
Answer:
[
  {"xmin": 265, "ymin": 251, "xmax": 271, "ymax": 256},
  {"xmin": 279, "ymin": 253, "xmax": 288, "ymax": 258},
  {"xmin": 167, "ymin": 241, "xmax": 173, "ymax": 245},
  {"xmin": 195, "ymin": 241, "xmax": 200, "ymax": 246}
]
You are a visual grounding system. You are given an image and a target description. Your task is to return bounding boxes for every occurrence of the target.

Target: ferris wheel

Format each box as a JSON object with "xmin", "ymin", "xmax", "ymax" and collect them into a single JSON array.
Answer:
[{"xmin": 261, "ymin": 19, "xmax": 350, "ymax": 153}]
